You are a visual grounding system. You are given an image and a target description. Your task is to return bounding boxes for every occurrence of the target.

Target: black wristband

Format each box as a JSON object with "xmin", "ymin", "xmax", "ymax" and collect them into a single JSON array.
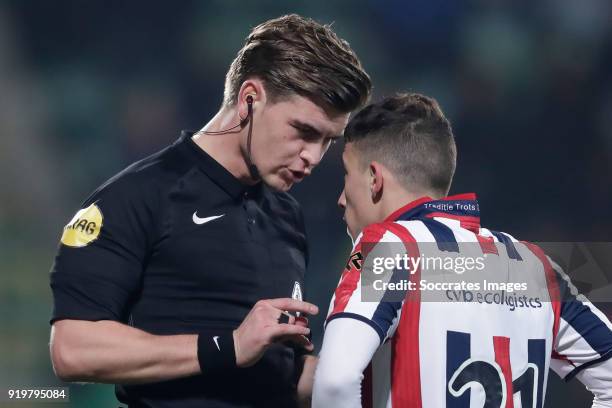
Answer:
[{"xmin": 197, "ymin": 330, "xmax": 236, "ymax": 373}]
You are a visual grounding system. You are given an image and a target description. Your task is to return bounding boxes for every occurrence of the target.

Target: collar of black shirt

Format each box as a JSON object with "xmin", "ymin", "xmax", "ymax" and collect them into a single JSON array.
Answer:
[{"xmin": 177, "ymin": 130, "xmax": 265, "ymax": 201}]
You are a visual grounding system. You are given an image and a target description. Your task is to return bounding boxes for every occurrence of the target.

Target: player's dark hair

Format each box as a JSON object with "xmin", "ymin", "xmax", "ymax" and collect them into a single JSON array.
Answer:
[
  {"xmin": 224, "ymin": 14, "xmax": 371, "ymax": 113},
  {"xmin": 345, "ymin": 93, "xmax": 457, "ymax": 197}
]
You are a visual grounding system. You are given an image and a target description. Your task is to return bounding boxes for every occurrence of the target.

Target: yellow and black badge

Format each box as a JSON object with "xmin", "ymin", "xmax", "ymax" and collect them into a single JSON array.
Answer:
[{"xmin": 60, "ymin": 203, "xmax": 103, "ymax": 247}]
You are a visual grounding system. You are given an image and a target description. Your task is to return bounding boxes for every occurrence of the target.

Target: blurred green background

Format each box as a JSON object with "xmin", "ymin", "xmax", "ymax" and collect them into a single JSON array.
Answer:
[{"xmin": 0, "ymin": 0, "xmax": 611, "ymax": 406}]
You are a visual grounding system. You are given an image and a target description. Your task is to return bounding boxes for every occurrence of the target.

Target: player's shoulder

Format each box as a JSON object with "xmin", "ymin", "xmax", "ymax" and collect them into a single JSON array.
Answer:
[
  {"xmin": 479, "ymin": 226, "xmax": 520, "ymax": 243},
  {"xmin": 364, "ymin": 219, "xmax": 444, "ymax": 239},
  {"xmin": 357, "ymin": 219, "xmax": 429, "ymax": 245}
]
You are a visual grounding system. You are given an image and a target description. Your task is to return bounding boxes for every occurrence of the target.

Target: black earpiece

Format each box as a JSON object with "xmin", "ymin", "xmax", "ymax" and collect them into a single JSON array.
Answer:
[
  {"xmin": 199, "ymin": 93, "xmax": 259, "ymax": 180},
  {"xmin": 244, "ymin": 94, "xmax": 259, "ymax": 179},
  {"xmin": 241, "ymin": 95, "xmax": 254, "ymax": 126}
]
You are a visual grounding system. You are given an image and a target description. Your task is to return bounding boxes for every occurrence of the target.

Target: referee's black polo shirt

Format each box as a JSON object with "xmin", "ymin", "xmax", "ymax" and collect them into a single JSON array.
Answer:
[{"xmin": 50, "ymin": 131, "xmax": 309, "ymax": 407}]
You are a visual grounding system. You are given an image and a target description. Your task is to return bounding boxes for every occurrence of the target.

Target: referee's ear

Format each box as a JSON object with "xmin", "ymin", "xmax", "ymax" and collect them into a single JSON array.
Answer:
[
  {"xmin": 369, "ymin": 161, "xmax": 384, "ymax": 202},
  {"xmin": 236, "ymin": 79, "xmax": 266, "ymax": 118}
]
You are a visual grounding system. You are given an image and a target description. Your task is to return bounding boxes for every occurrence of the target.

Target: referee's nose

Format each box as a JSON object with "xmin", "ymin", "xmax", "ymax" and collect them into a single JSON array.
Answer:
[{"xmin": 300, "ymin": 140, "xmax": 326, "ymax": 171}]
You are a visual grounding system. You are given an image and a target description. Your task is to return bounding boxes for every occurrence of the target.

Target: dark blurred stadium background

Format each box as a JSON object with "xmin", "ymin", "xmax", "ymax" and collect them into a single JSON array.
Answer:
[{"xmin": 0, "ymin": 1, "xmax": 610, "ymax": 406}]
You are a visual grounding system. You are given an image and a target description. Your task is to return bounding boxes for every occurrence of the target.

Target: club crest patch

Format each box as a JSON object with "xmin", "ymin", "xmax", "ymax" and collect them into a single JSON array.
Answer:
[
  {"xmin": 345, "ymin": 251, "xmax": 363, "ymax": 271},
  {"xmin": 60, "ymin": 203, "xmax": 103, "ymax": 247}
]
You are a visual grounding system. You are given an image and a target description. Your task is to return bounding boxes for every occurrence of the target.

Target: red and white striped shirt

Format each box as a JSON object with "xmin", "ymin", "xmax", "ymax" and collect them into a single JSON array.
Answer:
[{"xmin": 313, "ymin": 194, "xmax": 612, "ymax": 408}]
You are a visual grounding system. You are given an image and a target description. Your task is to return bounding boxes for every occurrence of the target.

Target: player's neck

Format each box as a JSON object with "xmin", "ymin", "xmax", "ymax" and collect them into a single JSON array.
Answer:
[
  {"xmin": 379, "ymin": 188, "xmax": 435, "ymax": 221},
  {"xmin": 192, "ymin": 108, "xmax": 258, "ymax": 185}
]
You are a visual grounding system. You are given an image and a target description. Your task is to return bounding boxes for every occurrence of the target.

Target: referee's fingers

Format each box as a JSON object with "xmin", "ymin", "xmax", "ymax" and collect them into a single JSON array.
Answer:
[
  {"xmin": 294, "ymin": 316, "xmax": 309, "ymax": 328},
  {"xmin": 271, "ymin": 323, "xmax": 311, "ymax": 339},
  {"xmin": 279, "ymin": 334, "xmax": 314, "ymax": 351},
  {"xmin": 266, "ymin": 298, "xmax": 318, "ymax": 315},
  {"xmin": 277, "ymin": 310, "xmax": 295, "ymax": 325}
]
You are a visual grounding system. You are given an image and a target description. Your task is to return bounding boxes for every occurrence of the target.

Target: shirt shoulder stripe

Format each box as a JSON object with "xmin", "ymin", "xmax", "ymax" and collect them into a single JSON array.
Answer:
[
  {"xmin": 330, "ymin": 224, "xmax": 388, "ymax": 316},
  {"xmin": 491, "ymin": 231, "xmax": 523, "ymax": 260}
]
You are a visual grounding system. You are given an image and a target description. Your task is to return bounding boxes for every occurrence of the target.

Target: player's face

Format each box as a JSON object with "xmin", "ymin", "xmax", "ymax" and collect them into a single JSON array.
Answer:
[
  {"xmin": 252, "ymin": 95, "xmax": 349, "ymax": 192},
  {"xmin": 338, "ymin": 143, "xmax": 376, "ymax": 241}
]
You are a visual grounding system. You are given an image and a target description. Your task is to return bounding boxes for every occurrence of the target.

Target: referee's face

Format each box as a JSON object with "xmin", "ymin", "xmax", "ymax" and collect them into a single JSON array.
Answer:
[{"xmin": 251, "ymin": 95, "xmax": 349, "ymax": 192}]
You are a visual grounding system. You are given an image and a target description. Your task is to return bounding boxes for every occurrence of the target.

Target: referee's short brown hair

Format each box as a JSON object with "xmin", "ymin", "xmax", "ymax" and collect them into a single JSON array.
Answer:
[
  {"xmin": 345, "ymin": 93, "xmax": 457, "ymax": 197},
  {"xmin": 223, "ymin": 14, "xmax": 372, "ymax": 113}
]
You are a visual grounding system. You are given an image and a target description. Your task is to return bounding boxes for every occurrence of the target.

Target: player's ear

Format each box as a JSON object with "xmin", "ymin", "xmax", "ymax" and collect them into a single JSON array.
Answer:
[{"xmin": 369, "ymin": 161, "xmax": 384, "ymax": 202}]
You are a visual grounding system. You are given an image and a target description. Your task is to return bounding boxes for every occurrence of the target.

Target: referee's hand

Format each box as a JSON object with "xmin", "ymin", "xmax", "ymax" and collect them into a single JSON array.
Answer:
[{"xmin": 233, "ymin": 298, "xmax": 318, "ymax": 367}]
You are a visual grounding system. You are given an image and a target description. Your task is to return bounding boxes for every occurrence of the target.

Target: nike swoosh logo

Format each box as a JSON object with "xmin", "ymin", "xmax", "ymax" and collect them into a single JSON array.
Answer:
[
  {"xmin": 213, "ymin": 336, "xmax": 221, "ymax": 351},
  {"xmin": 193, "ymin": 213, "xmax": 225, "ymax": 225}
]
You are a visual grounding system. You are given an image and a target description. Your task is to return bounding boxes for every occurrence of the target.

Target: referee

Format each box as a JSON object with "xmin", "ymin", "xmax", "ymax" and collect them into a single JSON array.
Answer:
[{"xmin": 49, "ymin": 14, "xmax": 371, "ymax": 408}]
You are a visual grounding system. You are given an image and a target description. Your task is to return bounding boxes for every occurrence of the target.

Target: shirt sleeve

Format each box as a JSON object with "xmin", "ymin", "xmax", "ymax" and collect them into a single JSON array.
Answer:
[
  {"xmin": 325, "ymin": 223, "xmax": 408, "ymax": 344},
  {"xmin": 50, "ymin": 174, "xmax": 158, "ymax": 324},
  {"xmin": 574, "ymin": 357, "xmax": 612, "ymax": 407},
  {"xmin": 313, "ymin": 318, "xmax": 380, "ymax": 408},
  {"xmin": 548, "ymin": 258, "xmax": 612, "ymax": 384}
]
